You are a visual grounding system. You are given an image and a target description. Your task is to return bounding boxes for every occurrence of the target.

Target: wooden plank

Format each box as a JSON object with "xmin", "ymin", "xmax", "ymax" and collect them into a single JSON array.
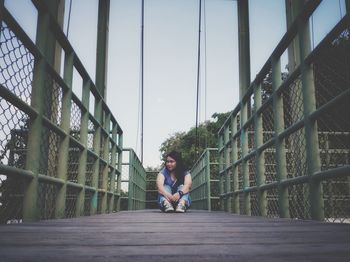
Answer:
[{"xmin": 0, "ymin": 210, "xmax": 350, "ymax": 261}]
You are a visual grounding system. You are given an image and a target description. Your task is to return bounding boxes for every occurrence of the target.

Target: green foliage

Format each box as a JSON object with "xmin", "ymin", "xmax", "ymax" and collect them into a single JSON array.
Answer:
[{"xmin": 159, "ymin": 111, "xmax": 231, "ymax": 169}]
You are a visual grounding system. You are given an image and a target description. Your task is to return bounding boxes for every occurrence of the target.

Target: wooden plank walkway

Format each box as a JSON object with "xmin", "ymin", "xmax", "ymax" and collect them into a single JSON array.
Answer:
[{"xmin": 1, "ymin": 210, "xmax": 350, "ymax": 262}]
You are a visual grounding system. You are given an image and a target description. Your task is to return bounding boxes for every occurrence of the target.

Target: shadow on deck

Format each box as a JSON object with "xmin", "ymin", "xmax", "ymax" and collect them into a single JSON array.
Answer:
[{"xmin": 1, "ymin": 210, "xmax": 350, "ymax": 262}]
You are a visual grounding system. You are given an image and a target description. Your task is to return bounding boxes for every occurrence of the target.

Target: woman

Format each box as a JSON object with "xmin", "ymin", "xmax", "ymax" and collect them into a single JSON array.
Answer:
[{"xmin": 156, "ymin": 151, "xmax": 192, "ymax": 213}]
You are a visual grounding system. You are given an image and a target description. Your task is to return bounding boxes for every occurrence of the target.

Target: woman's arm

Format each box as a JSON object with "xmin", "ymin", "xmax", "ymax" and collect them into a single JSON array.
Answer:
[
  {"xmin": 156, "ymin": 173, "xmax": 173, "ymax": 202},
  {"xmin": 180, "ymin": 174, "xmax": 192, "ymax": 194},
  {"xmin": 172, "ymin": 174, "xmax": 192, "ymax": 202}
]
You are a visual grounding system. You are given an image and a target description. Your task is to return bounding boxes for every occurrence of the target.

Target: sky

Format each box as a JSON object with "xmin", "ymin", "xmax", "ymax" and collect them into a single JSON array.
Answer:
[{"xmin": 4, "ymin": 0, "xmax": 346, "ymax": 168}]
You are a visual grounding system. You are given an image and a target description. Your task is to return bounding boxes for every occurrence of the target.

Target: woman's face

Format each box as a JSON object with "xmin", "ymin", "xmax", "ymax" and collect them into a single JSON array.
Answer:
[{"xmin": 166, "ymin": 156, "xmax": 177, "ymax": 171}]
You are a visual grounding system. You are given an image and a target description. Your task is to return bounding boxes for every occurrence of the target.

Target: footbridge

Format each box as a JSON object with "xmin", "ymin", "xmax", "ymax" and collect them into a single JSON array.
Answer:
[{"xmin": 0, "ymin": 0, "xmax": 349, "ymax": 261}]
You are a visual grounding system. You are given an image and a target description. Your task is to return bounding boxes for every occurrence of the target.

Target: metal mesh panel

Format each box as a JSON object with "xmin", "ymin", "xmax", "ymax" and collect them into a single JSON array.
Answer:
[
  {"xmin": 146, "ymin": 180, "xmax": 157, "ymax": 191},
  {"xmin": 0, "ymin": 23, "xmax": 34, "ymax": 105},
  {"xmin": 247, "ymin": 93, "xmax": 254, "ymax": 120},
  {"xmin": 239, "ymin": 192, "xmax": 245, "ymax": 215},
  {"xmin": 98, "ymin": 161, "xmax": 105, "ymax": 189},
  {"xmin": 84, "ymin": 189, "xmax": 93, "ymax": 216},
  {"xmin": 67, "ymin": 143, "xmax": 80, "ymax": 183},
  {"xmin": 85, "ymin": 152, "xmax": 95, "ymax": 187},
  {"xmin": 0, "ymin": 174, "xmax": 25, "ymax": 224},
  {"xmin": 266, "ymin": 187, "xmax": 279, "ymax": 218},
  {"xmin": 261, "ymin": 69, "xmax": 273, "ymax": 104},
  {"xmin": 39, "ymin": 127, "xmax": 61, "ymax": 177},
  {"xmin": 264, "ymin": 148, "xmax": 277, "ymax": 184},
  {"xmin": 323, "ymin": 177, "xmax": 350, "ymax": 223},
  {"xmin": 210, "ymin": 180, "xmax": 219, "ymax": 197},
  {"xmin": 247, "ymin": 124, "xmax": 255, "ymax": 153},
  {"xmin": 0, "ymin": 100, "xmax": 29, "ymax": 168},
  {"xmin": 285, "ymin": 128, "xmax": 307, "ymax": 179},
  {"xmin": 109, "ymin": 140, "xmax": 113, "ymax": 165},
  {"xmin": 65, "ymin": 186, "xmax": 79, "ymax": 218},
  {"xmin": 106, "ymin": 193, "xmax": 112, "ymax": 213},
  {"xmin": 97, "ymin": 192, "xmax": 103, "ymax": 214},
  {"xmin": 262, "ymin": 101, "xmax": 274, "ymax": 143},
  {"xmin": 317, "ymin": 100, "xmax": 350, "ymax": 171},
  {"xmin": 107, "ymin": 167, "xmax": 114, "ymax": 192},
  {"xmin": 314, "ymin": 28, "xmax": 350, "ymax": 108},
  {"xmin": 70, "ymin": 100, "xmax": 82, "ymax": 141},
  {"xmin": 237, "ymin": 163, "xmax": 243, "ymax": 190},
  {"xmin": 237, "ymin": 134, "xmax": 242, "ymax": 160},
  {"xmin": 100, "ymin": 135, "xmax": 105, "ymax": 158},
  {"xmin": 282, "ymin": 76, "xmax": 303, "ymax": 129},
  {"xmin": 248, "ymin": 155, "xmax": 256, "ymax": 187},
  {"xmin": 38, "ymin": 182, "xmax": 58, "ymax": 220},
  {"xmin": 288, "ymin": 183, "xmax": 311, "ymax": 220},
  {"xmin": 43, "ymin": 75, "xmax": 62, "ymax": 126},
  {"xmin": 87, "ymin": 119, "xmax": 95, "ymax": 150},
  {"xmin": 122, "ymin": 164, "xmax": 129, "ymax": 181},
  {"xmin": 250, "ymin": 190, "xmax": 259, "ymax": 216}
]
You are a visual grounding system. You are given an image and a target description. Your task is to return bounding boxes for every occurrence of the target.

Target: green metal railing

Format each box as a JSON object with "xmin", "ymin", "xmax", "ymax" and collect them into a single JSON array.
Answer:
[
  {"xmin": 146, "ymin": 170, "xmax": 159, "ymax": 209},
  {"xmin": 190, "ymin": 148, "xmax": 220, "ymax": 211},
  {"xmin": 0, "ymin": 0, "xmax": 123, "ymax": 223},
  {"xmin": 120, "ymin": 149, "xmax": 146, "ymax": 210},
  {"xmin": 218, "ymin": 1, "xmax": 350, "ymax": 222}
]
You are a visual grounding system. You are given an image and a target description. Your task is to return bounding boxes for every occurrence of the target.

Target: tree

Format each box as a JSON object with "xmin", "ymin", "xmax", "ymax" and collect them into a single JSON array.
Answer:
[{"xmin": 159, "ymin": 112, "xmax": 231, "ymax": 169}]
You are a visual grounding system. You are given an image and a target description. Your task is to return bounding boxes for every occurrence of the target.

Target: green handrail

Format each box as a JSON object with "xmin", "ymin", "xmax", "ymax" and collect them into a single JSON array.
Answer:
[
  {"xmin": 120, "ymin": 149, "xmax": 146, "ymax": 210},
  {"xmin": 190, "ymin": 148, "xmax": 220, "ymax": 211},
  {"xmin": 218, "ymin": 2, "xmax": 350, "ymax": 223},
  {"xmin": 0, "ymin": 0, "xmax": 122, "ymax": 223}
]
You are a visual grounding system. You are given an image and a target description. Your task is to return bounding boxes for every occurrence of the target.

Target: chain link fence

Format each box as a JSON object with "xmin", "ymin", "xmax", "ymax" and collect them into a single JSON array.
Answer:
[
  {"xmin": 0, "ymin": 2, "xmax": 123, "ymax": 224},
  {"xmin": 218, "ymin": 4, "xmax": 349, "ymax": 223}
]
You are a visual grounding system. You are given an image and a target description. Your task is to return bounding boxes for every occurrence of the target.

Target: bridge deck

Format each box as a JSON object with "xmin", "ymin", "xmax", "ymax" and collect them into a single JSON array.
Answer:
[{"xmin": 1, "ymin": 210, "xmax": 350, "ymax": 262}]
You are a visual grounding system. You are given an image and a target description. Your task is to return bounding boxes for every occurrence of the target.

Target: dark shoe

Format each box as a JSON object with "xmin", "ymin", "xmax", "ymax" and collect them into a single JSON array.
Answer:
[{"xmin": 163, "ymin": 200, "xmax": 174, "ymax": 213}]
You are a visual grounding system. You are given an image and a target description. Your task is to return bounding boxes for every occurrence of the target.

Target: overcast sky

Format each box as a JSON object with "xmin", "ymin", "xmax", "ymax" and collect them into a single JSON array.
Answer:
[{"xmin": 5, "ymin": 0, "xmax": 346, "ymax": 168}]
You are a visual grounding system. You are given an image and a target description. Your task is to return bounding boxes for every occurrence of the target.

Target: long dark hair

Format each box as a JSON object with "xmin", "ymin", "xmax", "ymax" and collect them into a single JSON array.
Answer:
[{"xmin": 165, "ymin": 151, "xmax": 187, "ymax": 184}]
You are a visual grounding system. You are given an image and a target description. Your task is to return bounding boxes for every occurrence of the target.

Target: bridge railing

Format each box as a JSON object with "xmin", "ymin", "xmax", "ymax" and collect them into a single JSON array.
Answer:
[
  {"xmin": 146, "ymin": 170, "xmax": 159, "ymax": 209},
  {"xmin": 0, "ymin": 1, "xmax": 123, "ymax": 223},
  {"xmin": 120, "ymin": 149, "xmax": 146, "ymax": 210},
  {"xmin": 218, "ymin": 1, "xmax": 350, "ymax": 222},
  {"xmin": 190, "ymin": 148, "xmax": 220, "ymax": 211}
]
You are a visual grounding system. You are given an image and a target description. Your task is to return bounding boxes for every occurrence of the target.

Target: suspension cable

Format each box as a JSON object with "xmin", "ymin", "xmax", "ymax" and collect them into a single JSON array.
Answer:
[
  {"xmin": 140, "ymin": 0, "xmax": 145, "ymax": 163},
  {"xmin": 195, "ymin": 0, "xmax": 202, "ymax": 156},
  {"xmin": 203, "ymin": 0, "xmax": 208, "ymax": 148},
  {"xmin": 66, "ymin": 0, "xmax": 73, "ymax": 37}
]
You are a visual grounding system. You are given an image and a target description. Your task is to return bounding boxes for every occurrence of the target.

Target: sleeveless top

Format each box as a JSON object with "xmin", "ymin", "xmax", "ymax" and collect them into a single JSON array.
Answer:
[{"xmin": 160, "ymin": 168, "xmax": 190, "ymax": 194}]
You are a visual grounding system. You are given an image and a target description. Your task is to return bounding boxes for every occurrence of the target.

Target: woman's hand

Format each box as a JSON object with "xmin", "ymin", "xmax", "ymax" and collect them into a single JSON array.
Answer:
[
  {"xmin": 165, "ymin": 192, "xmax": 174, "ymax": 202},
  {"xmin": 172, "ymin": 192, "xmax": 181, "ymax": 202}
]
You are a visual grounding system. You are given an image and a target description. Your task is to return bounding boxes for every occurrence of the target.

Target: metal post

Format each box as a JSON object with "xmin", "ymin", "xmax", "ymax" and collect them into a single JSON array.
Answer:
[
  {"xmin": 285, "ymin": 0, "xmax": 303, "ymax": 72},
  {"xmin": 0, "ymin": 0, "xmax": 4, "ymax": 27},
  {"xmin": 231, "ymin": 115, "xmax": 239, "ymax": 213},
  {"xmin": 76, "ymin": 79, "xmax": 90, "ymax": 216},
  {"xmin": 128, "ymin": 150, "xmax": 133, "ymax": 210},
  {"xmin": 116, "ymin": 133, "xmax": 123, "ymax": 211},
  {"xmin": 224, "ymin": 127, "xmax": 231, "ymax": 212},
  {"xmin": 238, "ymin": 0, "xmax": 251, "ymax": 215},
  {"xmin": 206, "ymin": 150, "xmax": 212, "ymax": 211},
  {"xmin": 218, "ymin": 135, "xmax": 224, "ymax": 211},
  {"xmin": 23, "ymin": 0, "xmax": 61, "ymax": 221},
  {"xmin": 254, "ymin": 83, "xmax": 267, "ymax": 217},
  {"xmin": 297, "ymin": 13, "xmax": 324, "ymax": 220},
  {"xmin": 237, "ymin": 0, "xmax": 251, "ymax": 99},
  {"xmin": 109, "ymin": 123, "xmax": 118, "ymax": 212},
  {"xmin": 272, "ymin": 57, "xmax": 290, "ymax": 218},
  {"xmin": 95, "ymin": 0, "xmax": 110, "ymax": 99},
  {"xmin": 55, "ymin": 51, "xmax": 74, "ymax": 218},
  {"xmin": 101, "ymin": 113, "xmax": 111, "ymax": 213},
  {"xmin": 92, "ymin": 98, "xmax": 102, "ymax": 214},
  {"xmin": 241, "ymin": 103, "xmax": 250, "ymax": 215}
]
